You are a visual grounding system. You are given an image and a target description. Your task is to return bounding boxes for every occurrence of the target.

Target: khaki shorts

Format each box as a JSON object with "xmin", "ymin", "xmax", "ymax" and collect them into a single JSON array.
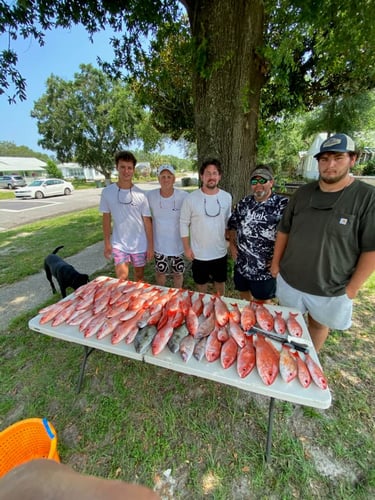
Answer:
[{"xmin": 276, "ymin": 274, "xmax": 352, "ymax": 330}]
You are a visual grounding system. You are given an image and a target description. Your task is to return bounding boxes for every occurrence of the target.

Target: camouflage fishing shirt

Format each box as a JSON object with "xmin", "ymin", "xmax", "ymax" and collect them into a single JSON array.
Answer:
[{"xmin": 227, "ymin": 193, "xmax": 289, "ymax": 280}]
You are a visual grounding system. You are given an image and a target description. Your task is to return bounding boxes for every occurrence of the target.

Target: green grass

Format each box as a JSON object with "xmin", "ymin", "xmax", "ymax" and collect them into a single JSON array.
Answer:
[
  {"xmin": 0, "ymin": 208, "xmax": 103, "ymax": 286},
  {"xmin": 0, "ymin": 212, "xmax": 374, "ymax": 498},
  {"xmin": 0, "ymin": 190, "xmax": 15, "ymax": 200}
]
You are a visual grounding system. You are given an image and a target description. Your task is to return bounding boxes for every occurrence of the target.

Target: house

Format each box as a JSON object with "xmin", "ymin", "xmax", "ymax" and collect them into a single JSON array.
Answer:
[
  {"xmin": 297, "ymin": 133, "xmax": 327, "ymax": 180},
  {"xmin": 135, "ymin": 162, "xmax": 151, "ymax": 176},
  {"xmin": 0, "ymin": 157, "xmax": 47, "ymax": 178},
  {"xmin": 57, "ymin": 162, "xmax": 106, "ymax": 181},
  {"xmin": 297, "ymin": 133, "xmax": 375, "ymax": 185}
]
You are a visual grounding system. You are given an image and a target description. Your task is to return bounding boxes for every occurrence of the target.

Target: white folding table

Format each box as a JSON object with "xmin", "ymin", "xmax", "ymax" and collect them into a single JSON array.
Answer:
[{"xmin": 28, "ymin": 287, "xmax": 331, "ymax": 462}]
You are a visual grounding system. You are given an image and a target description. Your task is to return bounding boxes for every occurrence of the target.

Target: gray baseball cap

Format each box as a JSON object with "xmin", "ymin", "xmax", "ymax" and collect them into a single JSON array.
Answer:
[
  {"xmin": 250, "ymin": 167, "xmax": 273, "ymax": 181},
  {"xmin": 314, "ymin": 133, "xmax": 356, "ymax": 159}
]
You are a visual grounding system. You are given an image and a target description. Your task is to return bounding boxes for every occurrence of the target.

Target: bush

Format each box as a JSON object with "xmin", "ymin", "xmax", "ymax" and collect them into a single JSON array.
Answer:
[
  {"xmin": 181, "ymin": 177, "xmax": 192, "ymax": 186},
  {"xmin": 362, "ymin": 160, "xmax": 375, "ymax": 176}
]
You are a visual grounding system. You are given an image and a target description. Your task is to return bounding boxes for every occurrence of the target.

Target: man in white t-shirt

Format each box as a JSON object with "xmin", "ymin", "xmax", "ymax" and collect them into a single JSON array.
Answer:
[
  {"xmin": 180, "ymin": 158, "xmax": 232, "ymax": 296},
  {"xmin": 99, "ymin": 151, "xmax": 153, "ymax": 281},
  {"xmin": 147, "ymin": 165, "xmax": 188, "ymax": 288}
]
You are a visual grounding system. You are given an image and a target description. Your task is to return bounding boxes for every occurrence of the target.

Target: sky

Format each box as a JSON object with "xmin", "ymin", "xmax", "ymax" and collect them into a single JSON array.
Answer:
[{"xmin": 0, "ymin": 25, "xmax": 182, "ymax": 158}]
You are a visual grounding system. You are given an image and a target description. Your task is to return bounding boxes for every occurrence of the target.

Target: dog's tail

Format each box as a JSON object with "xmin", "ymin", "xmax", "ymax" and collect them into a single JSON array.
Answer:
[{"xmin": 52, "ymin": 245, "xmax": 65, "ymax": 254}]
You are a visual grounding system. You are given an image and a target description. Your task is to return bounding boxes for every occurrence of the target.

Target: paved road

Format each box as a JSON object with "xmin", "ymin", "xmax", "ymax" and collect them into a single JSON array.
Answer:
[{"xmin": 0, "ymin": 181, "xmax": 160, "ymax": 231}]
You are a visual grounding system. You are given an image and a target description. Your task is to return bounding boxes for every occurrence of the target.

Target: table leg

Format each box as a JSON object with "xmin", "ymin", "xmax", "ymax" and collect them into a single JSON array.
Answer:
[
  {"xmin": 76, "ymin": 346, "xmax": 95, "ymax": 393},
  {"xmin": 265, "ymin": 397, "xmax": 275, "ymax": 463}
]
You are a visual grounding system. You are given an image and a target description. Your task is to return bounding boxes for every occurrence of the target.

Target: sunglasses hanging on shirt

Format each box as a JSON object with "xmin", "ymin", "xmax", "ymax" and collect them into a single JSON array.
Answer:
[
  {"xmin": 204, "ymin": 197, "xmax": 221, "ymax": 217},
  {"xmin": 117, "ymin": 187, "xmax": 135, "ymax": 205}
]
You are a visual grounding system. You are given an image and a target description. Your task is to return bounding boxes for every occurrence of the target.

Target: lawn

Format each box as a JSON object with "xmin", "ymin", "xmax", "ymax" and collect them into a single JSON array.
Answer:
[{"xmin": 0, "ymin": 213, "xmax": 374, "ymax": 499}]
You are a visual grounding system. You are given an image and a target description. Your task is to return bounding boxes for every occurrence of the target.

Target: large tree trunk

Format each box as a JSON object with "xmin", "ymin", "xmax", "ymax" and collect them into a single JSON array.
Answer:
[{"xmin": 183, "ymin": 0, "xmax": 265, "ymax": 203}]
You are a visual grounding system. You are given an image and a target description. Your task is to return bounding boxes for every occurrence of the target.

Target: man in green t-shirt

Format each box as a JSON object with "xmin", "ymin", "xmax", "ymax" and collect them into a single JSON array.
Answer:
[{"xmin": 271, "ymin": 133, "xmax": 375, "ymax": 351}]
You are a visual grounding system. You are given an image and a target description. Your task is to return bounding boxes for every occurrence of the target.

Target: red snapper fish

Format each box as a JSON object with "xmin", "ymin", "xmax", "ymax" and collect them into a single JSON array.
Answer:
[
  {"xmin": 185, "ymin": 307, "xmax": 199, "ymax": 337},
  {"xmin": 255, "ymin": 304, "xmax": 274, "ymax": 332},
  {"xmin": 151, "ymin": 316, "xmax": 175, "ymax": 355},
  {"xmin": 217, "ymin": 325, "xmax": 229, "ymax": 342},
  {"xmin": 191, "ymin": 293, "xmax": 205, "ymax": 316},
  {"xmin": 228, "ymin": 317, "xmax": 246, "ymax": 348},
  {"xmin": 220, "ymin": 336, "xmax": 238, "ymax": 369},
  {"xmin": 96, "ymin": 316, "xmax": 122, "ymax": 340},
  {"xmin": 196, "ymin": 312, "xmax": 215, "ymax": 339},
  {"xmin": 304, "ymin": 353, "xmax": 328, "ymax": 390},
  {"xmin": 273, "ymin": 311, "xmax": 287, "ymax": 335},
  {"xmin": 291, "ymin": 351, "xmax": 312, "ymax": 388},
  {"xmin": 279, "ymin": 344, "xmax": 298, "ymax": 383},
  {"xmin": 286, "ymin": 312, "xmax": 303, "ymax": 337},
  {"xmin": 67, "ymin": 307, "xmax": 94, "ymax": 326},
  {"xmin": 39, "ymin": 298, "xmax": 75, "ymax": 324},
  {"xmin": 203, "ymin": 296, "xmax": 215, "ymax": 318},
  {"xmin": 180, "ymin": 290, "xmax": 193, "ymax": 316},
  {"xmin": 111, "ymin": 309, "xmax": 144, "ymax": 344},
  {"xmin": 205, "ymin": 328, "xmax": 222, "ymax": 363},
  {"xmin": 237, "ymin": 336, "xmax": 256, "ymax": 379},
  {"xmin": 83, "ymin": 312, "xmax": 107, "ymax": 338},
  {"xmin": 51, "ymin": 302, "xmax": 77, "ymax": 327},
  {"xmin": 240, "ymin": 304, "xmax": 256, "ymax": 331},
  {"xmin": 214, "ymin": 296, "xmax": 230, "ymax": 326},
  {"xmin": 74, "ymin": 288, "xmax": 96, "ymax": 310},
  {"xmin": 254, "ymin": 334, "xmax": 279, "ymax": 386},
  {"xmin": 229, "ymin": 303, "xmax": 241, "ymax": 324}
]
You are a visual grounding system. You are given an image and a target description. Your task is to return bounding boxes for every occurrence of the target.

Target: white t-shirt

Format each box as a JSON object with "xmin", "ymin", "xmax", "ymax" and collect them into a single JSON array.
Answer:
[
  {"xmin": 180, "ymin": 188, "xmax": 232, "ymax": 260},
  {"xmin": 99, "ymin": 183, "xmax": 151, "ymax": 253},
  {"xmin": 147, "ymin": 188, "xmax": 188, "ymax": 256}
]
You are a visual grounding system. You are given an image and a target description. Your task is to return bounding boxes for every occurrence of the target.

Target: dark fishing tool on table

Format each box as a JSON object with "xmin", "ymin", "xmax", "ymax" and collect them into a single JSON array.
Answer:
[{"xmin": 247, "ymin": 325, "xmax": 312, "ymax": 353}]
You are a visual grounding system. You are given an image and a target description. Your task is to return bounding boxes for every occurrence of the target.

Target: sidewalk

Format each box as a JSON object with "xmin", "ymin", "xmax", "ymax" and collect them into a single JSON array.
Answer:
[{"xmin": 0, "ymin": 241, "xmax": 108, "ymax": 332}]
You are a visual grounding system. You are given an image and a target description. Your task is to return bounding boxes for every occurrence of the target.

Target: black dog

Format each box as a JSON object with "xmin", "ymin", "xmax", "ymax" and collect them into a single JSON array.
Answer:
[{"xmin": 44, "ymin": 245, "xmax": 89, "ymax": 298}]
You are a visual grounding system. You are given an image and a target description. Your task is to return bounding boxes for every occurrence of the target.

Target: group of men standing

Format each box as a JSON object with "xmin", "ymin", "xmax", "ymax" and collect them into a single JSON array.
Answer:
[{"xmin": 99, "ymin": 133, "xmax": 375, "ymax": 352}]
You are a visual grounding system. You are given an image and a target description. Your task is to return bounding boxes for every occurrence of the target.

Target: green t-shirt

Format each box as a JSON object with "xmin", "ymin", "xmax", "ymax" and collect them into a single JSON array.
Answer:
[{"xmin": 278, "ymin": 180, "xmax": 375, "ymax": 296}]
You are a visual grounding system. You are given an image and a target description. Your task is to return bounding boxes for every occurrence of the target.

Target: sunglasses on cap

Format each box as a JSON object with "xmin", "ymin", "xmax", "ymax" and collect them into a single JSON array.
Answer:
[{"xmin": 250, "ymin": 177, "xmax": 268, "ymax": 185}]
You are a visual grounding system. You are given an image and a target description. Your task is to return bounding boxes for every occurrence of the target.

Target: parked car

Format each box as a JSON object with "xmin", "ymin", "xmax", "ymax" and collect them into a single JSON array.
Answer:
[
  {"xmin": 0, "ymin": 174, "xmax": 27, "ymax": 189},
  {"xmin": 14, "ymin": 178, "xmax": 74, "ymax": 199}
]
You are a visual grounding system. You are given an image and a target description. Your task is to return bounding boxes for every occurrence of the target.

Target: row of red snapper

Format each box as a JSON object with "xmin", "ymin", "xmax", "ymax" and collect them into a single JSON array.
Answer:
[{"xmin": 38, "ymin": 277, "xmax": 328, "ymax": 390}]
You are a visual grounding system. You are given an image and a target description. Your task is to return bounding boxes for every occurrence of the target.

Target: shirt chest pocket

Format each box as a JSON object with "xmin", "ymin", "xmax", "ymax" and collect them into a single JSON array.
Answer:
[{"xmin": 327, "ymin": 211, "xmax": 357, "ymax": 238}]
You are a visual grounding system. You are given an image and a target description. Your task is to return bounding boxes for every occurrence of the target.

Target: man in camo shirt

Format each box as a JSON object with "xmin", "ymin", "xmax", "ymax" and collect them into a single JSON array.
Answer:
[{"xmin": 227, "ymin": 165, "xmax": 288, "ymax": 303}]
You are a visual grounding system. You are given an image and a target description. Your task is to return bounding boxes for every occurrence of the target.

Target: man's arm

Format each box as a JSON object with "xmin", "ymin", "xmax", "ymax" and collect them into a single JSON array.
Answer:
[
  {"xmin": 102, "ymin": 213, "xmax": 112, "ymax": 260},
  {"xmin": 346, "ymin": 250, "xmax": 375, "ymax": 299},
  {"xmin": 143, "ymin": 216, "xmax": 154, "ymax": 261},
  {"xmin": 226, "ymin": 229, "xmax": 238, "ymax": 261},
  {"xmin": 270, "ymin": 231, "xmax": 289, "ymax": 277},
  {"xmin": 182, "ymin": 236, "xmax": 194, "ymax": 261}
]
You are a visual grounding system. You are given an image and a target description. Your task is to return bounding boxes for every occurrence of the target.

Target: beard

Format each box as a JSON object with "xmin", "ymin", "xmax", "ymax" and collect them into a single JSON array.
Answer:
[
  {"xmin": 204, "ymin": 181, "xmax": 218, "ymax": 191},
  {"xmin": 319, "ymin": 167, "xmax": 350, "ymax": 184}
]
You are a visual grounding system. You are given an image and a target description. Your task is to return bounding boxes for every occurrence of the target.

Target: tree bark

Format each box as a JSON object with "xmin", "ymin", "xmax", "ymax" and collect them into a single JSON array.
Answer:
[{"xmin": 183, "ymin": 0, "xmax": 265, "ymax": 203}]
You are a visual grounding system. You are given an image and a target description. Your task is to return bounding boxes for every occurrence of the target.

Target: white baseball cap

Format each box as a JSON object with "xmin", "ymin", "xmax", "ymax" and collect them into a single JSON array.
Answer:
[{"xmin": 157, "ymin": 164, "xmax": 175, "ymax": 175}]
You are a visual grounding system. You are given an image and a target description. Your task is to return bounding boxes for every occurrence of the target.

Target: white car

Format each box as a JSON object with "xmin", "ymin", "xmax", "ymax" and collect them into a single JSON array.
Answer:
[{"xmin": 14, "ymin": 178, "xmax": 74, "ymax": 199}]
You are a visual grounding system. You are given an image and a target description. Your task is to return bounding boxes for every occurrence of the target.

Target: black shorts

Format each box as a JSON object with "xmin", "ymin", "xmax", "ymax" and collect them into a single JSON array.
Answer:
[
  {"xmin": 233, "ymin": 270, "xmax": 276, "ymax": 300},
  {"xmin": 192, "ymin": 255, "xmax": 227, "ymax": 285}
]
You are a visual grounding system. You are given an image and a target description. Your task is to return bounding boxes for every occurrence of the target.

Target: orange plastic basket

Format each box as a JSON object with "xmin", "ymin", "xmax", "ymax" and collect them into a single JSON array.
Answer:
[{"xmin": 0, "ymin": 418, "xmax": 60, "ymax": 478}]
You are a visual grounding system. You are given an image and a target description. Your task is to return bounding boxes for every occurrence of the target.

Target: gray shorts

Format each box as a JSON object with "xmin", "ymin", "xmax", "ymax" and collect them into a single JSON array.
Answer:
[{"xmin": 276, "ymin": 274, "xmax": 352, "ymax": 330}]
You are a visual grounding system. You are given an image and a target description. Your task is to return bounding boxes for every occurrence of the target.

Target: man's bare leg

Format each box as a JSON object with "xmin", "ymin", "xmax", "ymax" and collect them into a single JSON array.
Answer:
[
  {"xmin": 214, "ymin": 281, "xmax": 225, "ymax": 296},
  {"xmin": 173, "ymin": 272, "xmax": 184, "ymax": 289},
  {"xmin": 307, "ymin": 313, "xmax": 329, "ymax": 352},
  {"xmin": 196, "ymin": 283, "xmax": 208, "ymax": 294},
  {"xmin": 156, "ymin": 272, "xmax": 167, "ymax": 286},
  {"xmin": 115, "ymin": 262, "xmax": 130, "ymax": 281}
]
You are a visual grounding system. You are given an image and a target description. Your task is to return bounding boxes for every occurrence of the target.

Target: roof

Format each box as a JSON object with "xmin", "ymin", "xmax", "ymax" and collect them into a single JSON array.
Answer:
[{"xmin": 0, "ymin": 156, "xmax": 47, "ymax": 172}]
